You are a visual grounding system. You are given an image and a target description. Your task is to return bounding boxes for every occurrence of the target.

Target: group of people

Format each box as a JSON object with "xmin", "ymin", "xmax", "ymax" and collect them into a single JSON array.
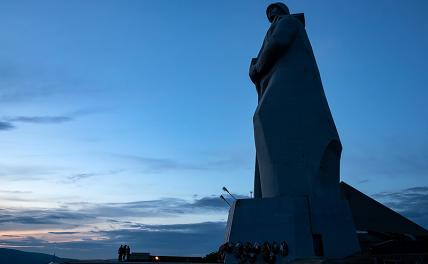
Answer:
[
  {"xmin": 218, "ymin": 241, "xmax": 288, "ymax": 263},
  {"xmin": 118, "ymin": 245, "xmax": 131, "ymax": 262}
]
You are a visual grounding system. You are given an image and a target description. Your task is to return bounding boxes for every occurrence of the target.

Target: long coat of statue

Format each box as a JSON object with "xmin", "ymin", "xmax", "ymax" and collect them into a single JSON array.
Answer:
[{"xmin": 251, "ymin": 4, "xmax": 341, "ymax": 199}]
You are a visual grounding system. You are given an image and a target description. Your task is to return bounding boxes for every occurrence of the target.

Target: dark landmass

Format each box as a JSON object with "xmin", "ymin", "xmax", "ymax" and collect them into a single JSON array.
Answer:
[{"xmin": 0, "ymin": 248, "xmax": 76, "ymax": 264}]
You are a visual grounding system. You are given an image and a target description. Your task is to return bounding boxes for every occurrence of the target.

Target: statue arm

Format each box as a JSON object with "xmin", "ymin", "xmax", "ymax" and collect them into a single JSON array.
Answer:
[{"xmin": 253, "ymin": 17, "xmax": 298, "ymax": 78}]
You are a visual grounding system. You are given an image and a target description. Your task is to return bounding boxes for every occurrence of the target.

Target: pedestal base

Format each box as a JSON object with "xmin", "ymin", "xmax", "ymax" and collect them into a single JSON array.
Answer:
[{"xmin": 224, "ymin": 196, "xmax": 359, "ymax": 263}]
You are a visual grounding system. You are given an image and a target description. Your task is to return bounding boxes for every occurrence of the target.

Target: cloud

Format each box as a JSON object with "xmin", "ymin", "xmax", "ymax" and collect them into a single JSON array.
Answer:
[
  {"xmin": 0, "ymin": 108, "xmax": 104, "ymax": 129},
  {"xmin": 373, "ymin": 186, "xmax": 428, "ymax": 228},
  {"xmin": 6, "ymin": 116, "xmax": 73, "ymax": 124},
  {"xmin": 78, "ymin": 195, "xmax": 230, "ymax": 218},
  {"xmin": 0, "ymin": 107, "xmax": 107, "ymax": 134},
  {"xmin": 0, "ymin": 121, "xmax": 14, "ymax": 131},
  {"xmin": 0, "ymin": 195, "xmax": 230, "ymax": 229},
  {"xmin": 67, "ymin": 173, "xmax": 96, "ymax": 183},
  {"xmin": 0, "ymin": 196, "xmax": 34, "ymax": 202},
  {"xmin": 0, "ymin": 209, "xmax": 92, "ymax": 225},
  {"xmin": 193, "ymin": 195, "xmax": 245, "ymax": 209},
  {"xmin": 114, "ymin": 154, "xmax": 204, "ymax": 173},
  {"xmin": 0, "ymin": 164, "xmax": 59, "ymax": 180},
  {"xmin": 0, "ymin": 194, "xmax": 233, "ymax": 258},
  {"xmin": 192, "ymin": 196, "xmax": 229, "ymax": 209},
  {"xmin": 48, "ymin": 231, "xmax": 80, "ymax": 235},
  {"xmin": 112, "ymin": 153, "xmax": 250, "ymax": 174},
  {"xmin": 66, "ymin": 170, "xmax": 124, "ymax": 183},
  {"xmin": 0, "ymin": 190, "xmax": 32, "ymax": 194}
]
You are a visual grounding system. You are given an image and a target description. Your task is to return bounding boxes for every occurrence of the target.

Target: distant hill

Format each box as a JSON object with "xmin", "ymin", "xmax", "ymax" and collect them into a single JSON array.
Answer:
[{"xmin": 0, "ymin": 248, "xmax": 75, "ymax": 264}]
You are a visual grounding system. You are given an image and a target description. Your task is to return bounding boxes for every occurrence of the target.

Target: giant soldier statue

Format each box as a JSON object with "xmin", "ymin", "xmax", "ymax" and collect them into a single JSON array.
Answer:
[
  {"xmin": 250, "ymin": 2, "xmax": 341, "ymax": 199},
  {"xmin": 224, "ymin": 3, "xmax": 360, "ymax": 262}
]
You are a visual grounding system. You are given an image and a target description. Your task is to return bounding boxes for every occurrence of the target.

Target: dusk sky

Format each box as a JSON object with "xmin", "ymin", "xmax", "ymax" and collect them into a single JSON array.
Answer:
[{"xmin": 1, "ymin": 0, "xmax": 427, "ymax": 260}]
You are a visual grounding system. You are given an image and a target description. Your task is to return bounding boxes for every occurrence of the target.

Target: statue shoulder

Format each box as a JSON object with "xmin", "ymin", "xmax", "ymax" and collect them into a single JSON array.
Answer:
[
  {"xmin": 267, "ymin": 15, "xmax": 301, "ymax": 37},
  {"xmin": 274, "ymin": 15, "xmax": 302, "ymax": 28}
]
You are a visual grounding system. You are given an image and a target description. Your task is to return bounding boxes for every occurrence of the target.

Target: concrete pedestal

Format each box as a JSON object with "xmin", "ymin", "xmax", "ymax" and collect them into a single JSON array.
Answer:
[{"xmin": 224, "ymin": 196, "xmax": 359, "ymax": 263}]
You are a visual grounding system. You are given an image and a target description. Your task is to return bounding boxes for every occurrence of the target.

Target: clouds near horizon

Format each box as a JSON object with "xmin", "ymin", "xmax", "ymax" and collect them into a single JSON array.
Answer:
[
  {"xmin": 0, "ymin": 222, "xmax": 226, "ymax": 259},
  {"xmin": 2, "ymin": 185, "xmax": 428, "ymax": 259},
  {"xmin": 0, "ymin": 195, "xmax": 231, "ymax": 259}
]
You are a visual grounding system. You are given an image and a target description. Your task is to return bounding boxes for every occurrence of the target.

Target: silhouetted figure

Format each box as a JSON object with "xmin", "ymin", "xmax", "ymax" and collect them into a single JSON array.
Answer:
[
  {"xmin": 280, "ymin": 241, "xmax": 288, "ymax": 256},
  {"xmin": 261, "ymin": 242, "xmax": 270, "ymax": 263},
  {"xmin": 118, "ymin": 245, "xmax": 124, "ymax": 262},
  {"xmin": 125, "ymin": 245, "xmax": 131, "ymax": 261}
]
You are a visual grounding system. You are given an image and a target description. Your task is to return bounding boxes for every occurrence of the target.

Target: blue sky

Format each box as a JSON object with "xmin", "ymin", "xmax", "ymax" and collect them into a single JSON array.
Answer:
[{"xmin": 0, "ymin": 0, "xmax": 427, "ymax": 259}]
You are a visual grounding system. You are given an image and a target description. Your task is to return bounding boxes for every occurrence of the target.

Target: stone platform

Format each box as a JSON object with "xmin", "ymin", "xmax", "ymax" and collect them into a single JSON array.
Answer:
[{"xmin": 224, "ymin": 195, "xmax": 360, "ymax": 263}]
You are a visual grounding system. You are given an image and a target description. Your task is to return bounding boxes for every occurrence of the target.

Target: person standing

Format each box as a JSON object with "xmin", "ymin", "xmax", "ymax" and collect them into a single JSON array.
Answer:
[
  {"xmin": 124, "ymin": 245, "xmax": 131, "ymax": 261},
  {"xmin": 118, "ymin": 245, "xmax": 124, "ymax": 262}
]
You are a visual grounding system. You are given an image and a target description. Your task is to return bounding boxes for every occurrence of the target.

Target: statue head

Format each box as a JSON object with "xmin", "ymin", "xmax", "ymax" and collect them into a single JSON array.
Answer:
[{"xmin": 266, "ymin": 2, "xmax": 290, "ymax": 23}]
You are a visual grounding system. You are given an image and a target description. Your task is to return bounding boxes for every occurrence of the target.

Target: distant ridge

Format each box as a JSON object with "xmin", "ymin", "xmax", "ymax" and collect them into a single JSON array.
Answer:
[{"xmin": 0, "ymin": 248, "xmax": 75, "ymax": 264}]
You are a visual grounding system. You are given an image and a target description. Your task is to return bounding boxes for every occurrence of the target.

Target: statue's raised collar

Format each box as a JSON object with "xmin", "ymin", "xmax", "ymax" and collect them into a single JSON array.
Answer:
[{"xmin": 273, "ymin": 13, "xmax": 306, "ymax": 27}]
